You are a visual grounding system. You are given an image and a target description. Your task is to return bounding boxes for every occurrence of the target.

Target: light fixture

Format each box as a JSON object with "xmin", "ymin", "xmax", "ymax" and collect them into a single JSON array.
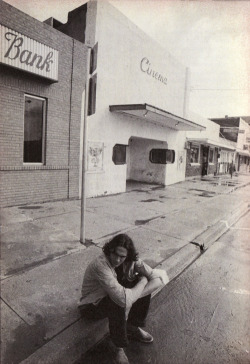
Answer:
[
  {"xmin": 175, "ymin": 121, "xmax": 179, "ymax": 127},
  {"xmin": 144, "ymin": 110, "xmax": 148, "ymax": 117}
]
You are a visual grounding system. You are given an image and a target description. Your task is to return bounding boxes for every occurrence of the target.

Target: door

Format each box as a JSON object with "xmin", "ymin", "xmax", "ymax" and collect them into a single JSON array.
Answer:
[{"xmin": 201, "ymin": 146, "xmax": 209, "ymax": 176}]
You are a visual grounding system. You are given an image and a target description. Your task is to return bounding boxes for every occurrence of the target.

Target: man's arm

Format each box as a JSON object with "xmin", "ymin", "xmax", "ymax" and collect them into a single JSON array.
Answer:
[
  {"xmin": 135, "ymin": 261, "xmax": 169, "ymax": 297},
  {"xmin": 130, "ymin": 276, "xmax": 148, "ymax": 302},
  {"xmin": 95, "ymin": 263, "xmax": 148, "ymax": 308},
  {"xmin": 140, "ymin": 277, "xmax": 163, "ymax": 297}
]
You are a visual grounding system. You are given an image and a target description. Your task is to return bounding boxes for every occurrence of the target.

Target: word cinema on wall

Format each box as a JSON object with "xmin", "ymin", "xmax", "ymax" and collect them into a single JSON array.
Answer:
[{"xmin": 0, "ymin": 25, "xmax": 59, "ymax": 82}]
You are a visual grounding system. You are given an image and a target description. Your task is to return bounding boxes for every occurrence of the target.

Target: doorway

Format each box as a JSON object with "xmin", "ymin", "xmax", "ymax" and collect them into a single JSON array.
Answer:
[
  {"xmin": 201, "ymin": 146, "xmax": 209, "ymax": 176},
  {"xmin": 126, "ymin": 136, "xmax": 168, "ymax": 187}
]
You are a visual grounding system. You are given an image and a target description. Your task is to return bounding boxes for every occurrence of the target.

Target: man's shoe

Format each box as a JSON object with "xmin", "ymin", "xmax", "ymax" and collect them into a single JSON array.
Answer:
[
  {"xmin": 113, "ymin": 348, "xmax": 130, "ymax": 364},
  {"xmin": 107, "ymin": 340, "xmax": 129, "ymax": 364},
  {"xmin": 127, "ymin": 327, "xmax": 154, "ymax": 343}
]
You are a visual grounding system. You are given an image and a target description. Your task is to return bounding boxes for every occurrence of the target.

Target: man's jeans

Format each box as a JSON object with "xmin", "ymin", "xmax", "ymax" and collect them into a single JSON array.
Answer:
[{"xmin": 80, "ymin": 291, "xmax": 151, "ymax": 347}]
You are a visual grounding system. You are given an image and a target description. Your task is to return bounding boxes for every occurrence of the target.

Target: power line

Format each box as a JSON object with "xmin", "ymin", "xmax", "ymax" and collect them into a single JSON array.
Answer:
[{"xmin": 190, "ymin": 88, "xmax": 249, "ymax": 91}]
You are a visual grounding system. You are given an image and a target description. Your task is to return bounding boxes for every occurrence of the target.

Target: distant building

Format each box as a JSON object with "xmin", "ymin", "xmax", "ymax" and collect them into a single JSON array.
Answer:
[
  {"xmin": 185, "ymin": 112, "xmax": 236, "ymax": 178},
  {"xmin": 0, "ymin": 1, "xmax": 89, "ymax": 207},
  {"xmin": 210, "ymin": 116, "xmax": 250, "ymax": 173}
]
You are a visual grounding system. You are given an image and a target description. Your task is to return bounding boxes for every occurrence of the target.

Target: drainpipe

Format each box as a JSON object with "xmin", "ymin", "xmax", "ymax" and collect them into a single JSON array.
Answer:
[
  {"xmin": 68, "ymin": 39, "xmax": 75, "ymax": 198},
  {"xmin": 80, "ymin": 47, "xmax": 91, "ymax": 244}
]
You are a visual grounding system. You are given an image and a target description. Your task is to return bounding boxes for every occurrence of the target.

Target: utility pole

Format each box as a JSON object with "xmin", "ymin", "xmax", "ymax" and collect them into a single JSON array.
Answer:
[
  {"xmin": 80, "ymin": 47, "xmax": 91, "ymax": 244},
  {"xmin": 183, "ymin": 67, "xmax": 190, "ymax": 118}
]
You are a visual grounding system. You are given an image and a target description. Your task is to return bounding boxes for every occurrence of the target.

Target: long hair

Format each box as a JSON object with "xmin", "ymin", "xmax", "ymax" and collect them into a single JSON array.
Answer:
[{"xmin": 102, "ymin": 233, "xmax": 138, "ymax": 262}]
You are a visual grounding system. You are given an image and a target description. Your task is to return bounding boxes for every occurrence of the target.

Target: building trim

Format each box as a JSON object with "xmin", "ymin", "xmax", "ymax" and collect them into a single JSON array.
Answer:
[
  {"xmin": 109, "ymin": 103, "xmax": 206, "ymax": 131},
  {"xmin": 187, "ymin": 138, "xmax": 235, "ymax": 151}
]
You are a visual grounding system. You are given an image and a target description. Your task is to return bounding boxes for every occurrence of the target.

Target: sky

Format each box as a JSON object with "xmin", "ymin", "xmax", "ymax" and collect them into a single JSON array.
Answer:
[{"xmin": 3, "ymin": 0, "xmax": 250, "ymax": 119}]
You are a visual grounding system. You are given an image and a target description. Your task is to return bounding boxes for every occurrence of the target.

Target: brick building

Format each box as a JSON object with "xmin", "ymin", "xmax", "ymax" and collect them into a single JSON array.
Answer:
[{"xmin": 0, "ymin": 1, "xmax": 89, "ymax": 206}]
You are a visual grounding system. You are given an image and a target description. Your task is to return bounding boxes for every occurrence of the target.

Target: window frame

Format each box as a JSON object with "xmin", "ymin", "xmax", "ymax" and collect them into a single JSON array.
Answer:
[
  {"xmin": 149, "ymin": 148, "xmax": 175, "ymax": 164},
  {"xmin": 189, "ymin": 144, "xmax": 200, "ymax": 164},
  {"xmin": 112, "ymin": 144, "xmax": 127, "ymax": 165},
  {"xmin": 23, "ymin": 94, "xmax": 46, "ymax": 165}
]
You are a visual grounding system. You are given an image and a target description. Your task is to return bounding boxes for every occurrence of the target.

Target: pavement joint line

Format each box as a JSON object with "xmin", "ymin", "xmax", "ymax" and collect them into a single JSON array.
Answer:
[
  {"xmin": 1, "ymin": 297, "xmax": 30, "ymax": 325},
  {"xmin": 0, "ymin": 210, "xmax": 79, "ymax": 228},
  {"xmin": 0, "ymin": 244, "xmax": 89, "ymax": 281},
  {"xmin": 135, "ymin": 224, "xmax": 190, "ymax": 242},
  {"xmin": 26, "ymin": 210, "xmax": 80, "ymax": 223},
  {"xmin": 94, "ymin": 226, "xmax": 140, "ymax": 246},
  {"xmin": 42, "ymin": 318, "xmax": 82, "ymax": 346}
]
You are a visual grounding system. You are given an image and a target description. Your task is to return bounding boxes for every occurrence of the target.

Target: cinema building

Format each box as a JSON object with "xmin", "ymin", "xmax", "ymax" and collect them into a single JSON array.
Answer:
[
  {"xmin": 50, "ymin": 0, "xmax": 206, "ymax": 199},
  {"xmin": 0, "ymin": 1, "xmax": 88, "ymax": 206}
]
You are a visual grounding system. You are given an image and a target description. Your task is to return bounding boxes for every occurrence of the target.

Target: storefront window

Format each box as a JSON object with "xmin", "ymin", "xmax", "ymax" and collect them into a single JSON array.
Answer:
[
  {"xmin": 190, "ymin": 145, "xmax": 199, "ymax": 163},
  {"xmin": 112, "ymin": 144, "xmax": 127, "ymax": 165},
  {"xmin": 149, "ymin": 149, "xmax": 175, "ymax": 164},
  {"xmin": 209, "ymin": 148, "xmax": 214, "ymax": 163},
  {"xmin": 24, "ymin": 95, "xmax": 46, "ymax": 164}
]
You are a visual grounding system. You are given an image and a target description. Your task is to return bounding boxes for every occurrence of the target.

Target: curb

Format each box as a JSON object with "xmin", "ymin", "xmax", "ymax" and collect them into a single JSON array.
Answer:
[
  {"xmin": 192, "ymin": 202, "xmax": 249, "ymax": 250},
  {"xmin": 20, "ymin": 202, "xmax": 249, "ymax": 364},
  {"xmin": 230, "ymin": 180, "xmax": 250, "ymax": 193}
]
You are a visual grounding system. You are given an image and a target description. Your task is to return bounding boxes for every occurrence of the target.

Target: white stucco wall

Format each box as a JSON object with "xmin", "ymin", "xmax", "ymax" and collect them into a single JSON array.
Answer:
[
  {"xmin": 186, "ymin": 111, "xmax": 220, "ymax": 142},
  {"xmin": 127, "ymin": 137, "xmax": 167, "ymax": 184},
  {"xmin": 237, "ymin": 118, "xmax": 250, "ymax": 150},
  {"xmin": 84, "ymin": 1, "xmax": 192, "ymax": 196}
]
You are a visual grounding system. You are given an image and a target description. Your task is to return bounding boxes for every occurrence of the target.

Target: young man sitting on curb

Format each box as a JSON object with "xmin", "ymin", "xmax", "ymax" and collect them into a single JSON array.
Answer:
[{"xmin": 78, "ymin": 233, "xmax": 169, "ymax": 364}]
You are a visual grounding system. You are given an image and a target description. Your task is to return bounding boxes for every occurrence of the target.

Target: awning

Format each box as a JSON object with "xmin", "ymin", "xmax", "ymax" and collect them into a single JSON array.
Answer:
[
  {"xmin": 187, "ymin": 138, "xmax": 236, "ymax": 151},
  {"xmin": 109, "ymin": 103, "xmax": 206, "ymax": 131},
  {"xmin": 236, "ymin": 149, "xmax": 250, "ymax": 157}
]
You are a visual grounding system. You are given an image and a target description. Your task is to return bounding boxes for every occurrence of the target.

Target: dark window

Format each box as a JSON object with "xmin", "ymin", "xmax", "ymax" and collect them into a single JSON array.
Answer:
[
  {"xmin": 190, "ymin": 145, "xmax": 199, "ymax": 163},
  {"xmin": 149, "ymin": 149, "xmax": 175, "ymax": 164},
  {"xmin": 112, "ymin": 144, "xmax": 127, "ymax": 165},
  {"xmin": 90, "ymin": 43, "xmax": 98, "ymax": 74},
  {"xmin": 23, "ymin": 95, "xmax": 46, "ymax": 163},
  {"xmin": 209, "ymin": 148, "xmax": 214, "ymax": 163},
  {"xmin": 88, "ymin": 73, "xmax": 97, "ymax": 116}
]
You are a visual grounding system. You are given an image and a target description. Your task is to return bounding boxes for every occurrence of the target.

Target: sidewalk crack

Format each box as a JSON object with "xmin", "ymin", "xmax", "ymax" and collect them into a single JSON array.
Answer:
[{"xmin": 1, "ymin": 297, "xmax": 29, "ymax": 325}]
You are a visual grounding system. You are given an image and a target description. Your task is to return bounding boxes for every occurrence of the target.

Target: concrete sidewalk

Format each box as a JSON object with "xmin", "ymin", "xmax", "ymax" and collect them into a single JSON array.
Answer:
[{"xmin": 1, "ymin": 173, "xmax": 249, "ymax": 364}]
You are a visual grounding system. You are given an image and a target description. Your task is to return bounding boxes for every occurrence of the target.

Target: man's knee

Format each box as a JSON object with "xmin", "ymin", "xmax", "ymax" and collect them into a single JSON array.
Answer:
[{"xmin": 105, "ymin": 296, "xmax": 126, "ymax": 320}]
